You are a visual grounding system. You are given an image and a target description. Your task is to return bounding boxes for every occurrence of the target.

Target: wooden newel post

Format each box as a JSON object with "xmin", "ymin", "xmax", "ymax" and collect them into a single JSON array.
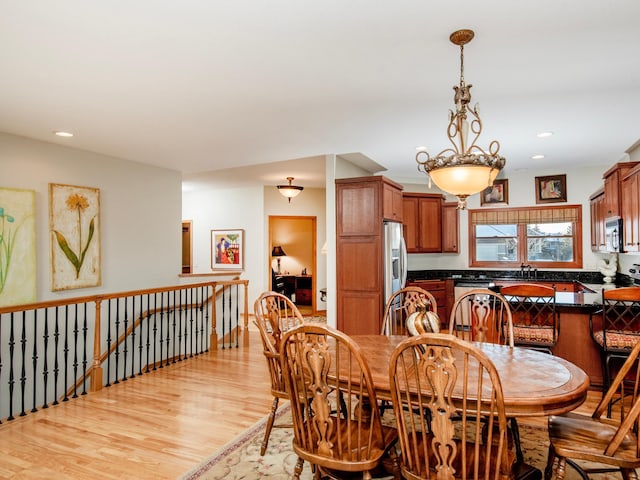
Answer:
[{"xmin": 90, "ymin": 298, "xmax": 104, "ymax": 392}]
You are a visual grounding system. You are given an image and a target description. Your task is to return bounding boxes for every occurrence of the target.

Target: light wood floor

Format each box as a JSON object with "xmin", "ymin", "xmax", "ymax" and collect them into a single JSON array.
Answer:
[{"xmin": 0, "ymin": 328, "xmax": 602, "ymax": 479}]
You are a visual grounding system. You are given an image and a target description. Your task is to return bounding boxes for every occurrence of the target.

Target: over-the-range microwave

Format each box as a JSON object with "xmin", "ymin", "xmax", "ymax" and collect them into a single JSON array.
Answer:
[{"xmin": 605, "ymin": 216, "xmax": 624, "ymax": 253}]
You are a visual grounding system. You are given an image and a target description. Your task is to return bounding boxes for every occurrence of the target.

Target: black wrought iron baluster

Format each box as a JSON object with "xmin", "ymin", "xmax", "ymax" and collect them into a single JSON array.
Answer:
[
  {"xmin": 159, "ymin": 291, "xmax": 165, "ymax": 368},
  {"xmin": 235, "ymin": 284, "xmax": 239, "ymax": 348},
  {"xmin": 19, "ymin": 310, "xmax": 27, "ymax": 416},
  {"xmin": 63, "ymin": 305, "xmax": 69, "ymax": 402},
  {"xmin": 81, "ymin": 302, "xmax": 88, "ymax": 395},
  {"xmin": 129, "ymin": 296, "xmax": 136, "ymax": 379},
  {"xmin": 145, "ymin": 294, "xmax": 151, "ymax": 373},
  {"xmin": 72, "ymin": 303, "xmax": 79, "ymax": 398},
  {"xmin": 30, "ymin": 310, "xmax": 39, "ymax": 413},
  {"xmin": 7, "ymin": 312, "xmax": 16, "ymax": 420},
  {"xmin": 228, "ymin": 284, "xmax": 234, "ymax": 348},
  {"xmin": 152, "ymin": 293, "xmax": 159, "ymax": 370},
  {"xmin": 114, "ymin": 299, "xmax": 121, "ymax": 384},
  {"xmin": 42, "ymin": 309, "xmax": 49, "ymax": 408},
  {"xmin": 222, "ymin": 285, "xmax": 227, "ymax": 349},
  {"xmin": 204, "ymin": 285, "xmax": 210, "ymax": 352},
  {"xmin": 122, "ymin": 298, "xmax": 129, "ymax": 382},
  {"xmin": 197, "ymin": 286, "xmax": 204, "ymax": 354},
  {"xmin": 137, "ymin": 294, "xmax": 144, "ymax": 375},
  {"xmin": 167, "ymin": 290, "xmax": 175, "ymax": 365},
  {"xmin": 53, "ymin": 307, "xmax": 60, "ymax": 404},
  {"xmin": 106, "ymin": 301, "xmax": 113, "ymax": 386},
  {"xmin": 177, "ymin": 289, "xmax": 183, "ymax": 362},
  {"xmin": 188, "ymin": 288, "xmax": 194, "ymax": 357}
]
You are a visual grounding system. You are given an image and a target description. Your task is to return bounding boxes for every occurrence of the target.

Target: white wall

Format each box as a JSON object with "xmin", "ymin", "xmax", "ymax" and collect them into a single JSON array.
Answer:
[
  {"xmin": 402, "ymin": 164, "xmax": 640, "ymax": 275},
  {"xmin": 1, "ymin": 132, "xmax": 182, "ymax": 302},
  {"xmin": 182, "ymin": 179, "xmax": 327, "ymax": 314}
]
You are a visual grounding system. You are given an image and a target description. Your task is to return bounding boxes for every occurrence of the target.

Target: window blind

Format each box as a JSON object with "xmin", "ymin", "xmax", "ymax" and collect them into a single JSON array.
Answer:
[{"xmin": 470, "ymin": 205, "xmax": 581, "ymax": 225}]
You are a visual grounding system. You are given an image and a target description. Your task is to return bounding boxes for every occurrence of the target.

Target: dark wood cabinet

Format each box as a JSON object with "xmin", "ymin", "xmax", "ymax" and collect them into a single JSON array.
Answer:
[
  {"xmin": 590, "ymin": 161, "xmax": 639, "ymax": 253},
  {"xmin": 589, "ymin": 188, "xmax": 606, "ymax": 252},
  {"xmin": 335, "ymin": 176, "xmax": 403, "ymax": 335},
  {"xmin": 402, "ymin": 193, "xmax": 458, "ymax": 253},
  {"xmin": 442, "ymin": 202, "xmax": 460, "ymax": 253},
  {"xmin": 402, "ymin": 193, "xmax": 443, "ymax": 253},
  {"xmin": 622, "ymin": 164, "xmax": 640, "ymax": 252}
]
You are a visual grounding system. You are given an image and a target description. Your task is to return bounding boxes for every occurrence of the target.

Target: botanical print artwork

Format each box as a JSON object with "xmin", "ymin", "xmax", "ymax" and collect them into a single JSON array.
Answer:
[
  {"xmin": 0, "ymin": 188, "xmax": 36, "ymax": 307},
  {"xmin": 49, "ymin": 183, "xmax": 101, "ymax": 291}
]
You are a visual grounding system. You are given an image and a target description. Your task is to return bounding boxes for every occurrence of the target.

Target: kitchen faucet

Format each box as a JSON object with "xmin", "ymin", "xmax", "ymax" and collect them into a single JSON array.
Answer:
[{"xmin": 520, "ymin": 263, "xmax": 533, "ymax": 279}]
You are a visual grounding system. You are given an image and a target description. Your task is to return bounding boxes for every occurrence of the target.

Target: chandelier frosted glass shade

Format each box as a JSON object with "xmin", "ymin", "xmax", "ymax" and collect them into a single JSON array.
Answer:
[
  {"xmin": 416, "ymin": 29, "xmax": 505, "ymax": 209},
  {"xmin": 277, "ymin": 177, "xmax": 304, "ymax": 203},
  {"xmin": 429, "ymin": 163, "xmax": 499, "ymax": 197}
]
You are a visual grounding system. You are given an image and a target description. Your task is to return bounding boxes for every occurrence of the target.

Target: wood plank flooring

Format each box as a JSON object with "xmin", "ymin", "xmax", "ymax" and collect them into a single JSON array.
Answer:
[{"xmin": 0, "ymin": 327, "xmax": 602, "ymax": 479}]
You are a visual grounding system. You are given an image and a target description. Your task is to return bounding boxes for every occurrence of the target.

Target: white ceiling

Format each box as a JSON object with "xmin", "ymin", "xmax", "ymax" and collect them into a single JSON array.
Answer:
[{"xmin": 2, "ymin": 1, "xmax": 640, "ymax": 190}]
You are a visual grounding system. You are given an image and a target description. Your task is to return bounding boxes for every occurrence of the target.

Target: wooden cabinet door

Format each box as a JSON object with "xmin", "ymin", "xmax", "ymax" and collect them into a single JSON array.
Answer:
[
  {"xmin": 383, "ymin": 182, "xmax": 404, "ymax": 222},
  {"xmin": 622, "ymin": 171, "xmax": 640, "ymax": 252},
  {"xmin": 442, "ymin": 202, "xmax": 459, "ymax": 253},
  {"xmin": 402, "ymin": 196, "xmax": 419, "ymax": 252},
  {"xmin": 603, "ymin": 170, "xmax": 620, "ymax": 218},
  {"xmin": 417, "ymin": 196, "xmax": 442, "ymax": 252},
  {"xmin": 589, "ymin": 190, "xmax": 605, "ymax": 252}
]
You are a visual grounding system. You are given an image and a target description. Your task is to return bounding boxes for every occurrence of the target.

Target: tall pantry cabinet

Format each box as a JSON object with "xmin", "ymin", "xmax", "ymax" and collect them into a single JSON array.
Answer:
[{"xmin": 335, "ymin": 176, "xmax": 403, "ymax": 335}]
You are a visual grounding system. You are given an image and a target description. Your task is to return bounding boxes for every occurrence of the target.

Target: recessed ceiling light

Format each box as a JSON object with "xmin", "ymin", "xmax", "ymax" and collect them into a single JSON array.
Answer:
[
  {"xmin": 53, "ymin": 131, "xmax": 74, "ymax": 137},
  {"xmin": 537, "ymin": 131, "xmax": 553, "ymax": 138},
  {"xmin": 532, "ymin": 154, "xmax": 545, "ymax": 160},
  {"xmin": 415, "ymin": 146, "xmax": 427, "ymax": 151}
]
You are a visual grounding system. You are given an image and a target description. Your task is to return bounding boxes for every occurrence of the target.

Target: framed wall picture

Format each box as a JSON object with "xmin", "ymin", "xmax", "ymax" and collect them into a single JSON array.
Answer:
[
  {"xmin": 211, "ymin": 229, "xmax": 244, "ymax": 270},
  {"xmin": 480, "ymin": 179, "xmax": 509, "ymax": 206},
  {"xmin": 535, "ymin": 174, "xmax": 567, "ymax": 204},
  {"xmin": 49, "ymin": 183, "xmax": 101, "ymax": 291},
  {"xmin": 0, "ymin": 187, "xmax": 36, "ymax": 306}
]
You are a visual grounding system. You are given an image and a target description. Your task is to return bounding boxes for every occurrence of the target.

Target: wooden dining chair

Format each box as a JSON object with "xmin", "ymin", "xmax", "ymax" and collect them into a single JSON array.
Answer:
[
  {"xmin": 590, "ymin": 286, "xmax": 640, "ymax": 395},
  {"xmin": 545, "ymin": 340, "xmax": 640, "ymax": 480},
  {"xmin": 381, "ymin": 286, "xmax": 439, "ymax": 336},
  {"xmin": 448, "ymin": 288, "xmax": 514, "ymax": 347},
  {"xmin": 389, "ymin": 333, "xmax": 516, "ymax": 480},
  {"xmin": 280, "ymin": 323, "xmax": 400, "ymax": 480},
  {"xmin": 253, "ymin": 291, "xmax": 305, "ymax": 456},
  {"xmin": 500, "ymin": 283, "xmax": 558, "ymax": 354}
]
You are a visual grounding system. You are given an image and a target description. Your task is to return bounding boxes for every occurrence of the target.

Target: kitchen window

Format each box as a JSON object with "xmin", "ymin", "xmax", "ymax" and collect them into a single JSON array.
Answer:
[{"xmin": 469, "ymin": 205, "xmax": 582, "ymax": 269}]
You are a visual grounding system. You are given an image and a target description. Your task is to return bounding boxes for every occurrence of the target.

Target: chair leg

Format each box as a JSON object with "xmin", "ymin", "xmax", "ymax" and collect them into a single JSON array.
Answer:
[
  {"xmin": 544, "ymin": 445, "xmax": 556, "ymax": 480},
  {"xmin": 260, "ymin": 396, "xmax": 279, "ymax": 456},
  {"xmin": 510, "ymin": 417, "xmax": 524, "ymax": 464}
]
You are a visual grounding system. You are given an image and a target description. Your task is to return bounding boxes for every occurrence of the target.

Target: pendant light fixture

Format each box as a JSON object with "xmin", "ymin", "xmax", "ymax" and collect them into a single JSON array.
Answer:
[
  {"xmin": 416, "ymin": 29, "xmax": 505, "ymax": 209},
  {"xmin": 277, "ymin": 177, "xmax": 304, "ymax": 203}
]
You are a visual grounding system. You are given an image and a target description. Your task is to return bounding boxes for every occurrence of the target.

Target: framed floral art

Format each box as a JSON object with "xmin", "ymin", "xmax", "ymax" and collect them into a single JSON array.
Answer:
[{"xmin": 49, "ymin": 183, "xmax": 101, "ymax": 291}]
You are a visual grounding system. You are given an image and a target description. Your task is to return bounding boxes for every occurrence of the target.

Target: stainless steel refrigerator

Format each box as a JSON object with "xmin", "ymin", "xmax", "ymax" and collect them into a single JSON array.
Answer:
[{"xmin": 383, "ymin": 221, "xmax": 408, "ymax": 302}]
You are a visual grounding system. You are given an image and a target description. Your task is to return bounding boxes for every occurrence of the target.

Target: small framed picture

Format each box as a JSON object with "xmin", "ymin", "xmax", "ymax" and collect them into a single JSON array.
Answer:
[
  {"xmin": 211, "ymin": 229, "xmax": 244, "ymax": 270},
  {"xmin": 535, "ymin": 174, "xmax": 567, "ymax": 204},
  {"xmin": 480, "ymin": 179, "xmax": 509, "ymax": 206}
]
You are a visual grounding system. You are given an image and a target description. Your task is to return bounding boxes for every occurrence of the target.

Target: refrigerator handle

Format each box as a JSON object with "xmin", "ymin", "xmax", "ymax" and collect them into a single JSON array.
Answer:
[{"xmin": 400, "ymin": 235, "xmax": 408, "ymax": 288}]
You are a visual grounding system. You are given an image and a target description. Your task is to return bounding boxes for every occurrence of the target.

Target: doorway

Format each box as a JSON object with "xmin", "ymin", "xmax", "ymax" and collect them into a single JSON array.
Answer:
[
  {"xmin": 181, "ymin": 220, "xmax": 192, "ymax": 274},
  {"xmin": 269, "ymin": 216, "xmax": 316, "ymax": 314}
]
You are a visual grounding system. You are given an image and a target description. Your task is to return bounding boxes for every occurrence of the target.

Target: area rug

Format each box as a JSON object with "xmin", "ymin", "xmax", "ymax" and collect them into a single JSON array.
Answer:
[{"xmin": 179, "ymin": 403, "xmax": 627, "ymax": 480}]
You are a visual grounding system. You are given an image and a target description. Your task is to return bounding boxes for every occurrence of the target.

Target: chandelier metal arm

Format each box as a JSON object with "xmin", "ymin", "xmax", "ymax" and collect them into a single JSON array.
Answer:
[{"xmin": 414, "ymin": 29, "xmax": 506, "ymax": 209}]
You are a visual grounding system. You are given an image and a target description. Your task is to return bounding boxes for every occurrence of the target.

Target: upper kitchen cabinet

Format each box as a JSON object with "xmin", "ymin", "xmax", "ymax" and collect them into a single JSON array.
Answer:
[
  {"xmin": 603, "ymin": 162, "xmax": 638, "ymax": 218},
  {"xmin": 589, "ymin": 188, "xmax": 606, "ymax": 252},
  {"xmin": 442, "ymin": 201, "xmax": 460, "ymax": 253},
  {"xmin": 590, "ymin": 161, "xmax": 638, "ymax": 253},
  {"xmin": 402, "ymin": 192, "xmax": 451, "ymax": 253},
  {"xmin": 622, "ymin": 164, "xmax": 640, "ymax": 252}
]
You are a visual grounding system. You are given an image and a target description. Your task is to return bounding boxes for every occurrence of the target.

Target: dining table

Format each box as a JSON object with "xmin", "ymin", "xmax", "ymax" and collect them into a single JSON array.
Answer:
[{"xmin": 351, "ymin": 334, "xmax": 591, "ymax": 418}]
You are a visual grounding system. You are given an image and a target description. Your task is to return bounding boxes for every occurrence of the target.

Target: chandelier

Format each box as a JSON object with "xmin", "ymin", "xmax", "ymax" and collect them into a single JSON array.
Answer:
[
  {"xmin": 416, "ymin": 29, "xmax": 505, "ymax": 209},
  {"xmin": 277, "ymin": 177, "xmax": 304, "ymax": 203}
]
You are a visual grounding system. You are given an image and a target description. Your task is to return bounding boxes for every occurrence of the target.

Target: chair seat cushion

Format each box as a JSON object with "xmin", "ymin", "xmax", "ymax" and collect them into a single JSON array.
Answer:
[
  {"xmin": 512, "ymin": 326, "xmax": 555, "ymax": 345},
  {"xmin": 592, "ymin": 330, "xmax": 640, "ymax": 350},
  {"xmin": 548, "ymin": 412, "xmax": 640, "ymax": 467}
]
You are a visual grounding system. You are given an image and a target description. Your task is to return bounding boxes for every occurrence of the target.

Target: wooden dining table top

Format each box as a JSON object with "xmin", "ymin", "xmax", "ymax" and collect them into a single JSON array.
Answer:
[{"xmin": 351, "ymin": 334, "xmax": 591, "ymax": 418}]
